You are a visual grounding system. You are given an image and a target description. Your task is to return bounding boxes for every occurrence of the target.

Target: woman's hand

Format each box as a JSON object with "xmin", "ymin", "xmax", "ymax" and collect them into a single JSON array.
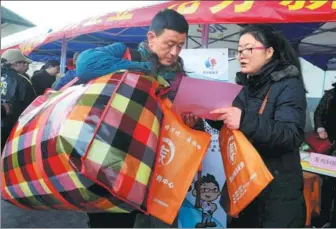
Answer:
[
  {"xmin": 210, "ymin": 107, "xmax": 242, "ymax": 130},
  {"xmin": 181, "ymin": 112, "xmax": 201, "ymax": 128},
  {"xmin": 317, "ymin": 129, "xmax": 328, "ymax": 140}
]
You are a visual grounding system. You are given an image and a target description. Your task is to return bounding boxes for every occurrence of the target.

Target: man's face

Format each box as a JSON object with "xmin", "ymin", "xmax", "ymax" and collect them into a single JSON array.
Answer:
[
  {"xmin": 200, "ymin": 182, "xmax": 220, "ymax": 202},
  {"xmin": 49, "ymin": 66, "xmax": 60, "ymax": 76},
  {"xmin": 12, "ymin": 61, "xmax": 29, "ymax": 74},
  {"xmin": 147, "ymin": 29, "xmax": 186, "ymax": 66}
]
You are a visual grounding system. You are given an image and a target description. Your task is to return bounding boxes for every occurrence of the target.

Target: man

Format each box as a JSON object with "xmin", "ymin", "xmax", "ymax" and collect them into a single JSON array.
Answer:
[
  {"xmin": 61, "ymin": 9, "xmax": 192, "ymax": 228},
  {"xmin": 74, "ymin": 9, "xmax": 188, "ymax": 102},
  {"xmin": 1, "ymin": 49, "xmax": 37, "ymax": 150},
  {"xmin": 53, "ymin": 52, "xmax": 80, "ymax": 90},
  {"xmin": 313, "ymin": 79, "xmax": 336, "ymax": 228},
  {"xmin": 31, "ymin": 60, "xmax": 60, "ymax": 95}
]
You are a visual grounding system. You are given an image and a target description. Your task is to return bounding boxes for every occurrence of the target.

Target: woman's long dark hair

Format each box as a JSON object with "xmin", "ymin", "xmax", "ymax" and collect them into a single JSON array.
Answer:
[{"xmin": 239, "ymin": 24, "xmax": 306, "ymax": 90}]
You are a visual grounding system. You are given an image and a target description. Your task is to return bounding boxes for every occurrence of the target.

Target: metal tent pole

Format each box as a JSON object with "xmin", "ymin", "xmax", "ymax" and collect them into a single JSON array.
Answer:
[
  {"xmin": 60, "ymin": 36, "xmax": 68, "ymax": 75},
  {"xmin": 201, "ymin": 24, "xmax": 209, "ymax": 48}
]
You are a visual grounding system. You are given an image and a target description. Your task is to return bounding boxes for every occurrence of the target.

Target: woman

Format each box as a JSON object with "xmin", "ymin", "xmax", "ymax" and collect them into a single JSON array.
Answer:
[{"xmin": 183, "ymin": 24, "xmax": 307, "ymax": 227}]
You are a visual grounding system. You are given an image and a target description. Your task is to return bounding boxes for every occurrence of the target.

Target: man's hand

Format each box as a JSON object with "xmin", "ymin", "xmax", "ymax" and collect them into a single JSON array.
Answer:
[{"xmin": 181, "ymin": 112, "xmax": 201, "ymax": 128}]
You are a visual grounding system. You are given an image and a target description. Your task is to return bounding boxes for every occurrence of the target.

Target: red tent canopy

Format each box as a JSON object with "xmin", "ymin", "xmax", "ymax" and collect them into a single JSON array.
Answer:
[{"xmin": 2, "ymin": 1, "xmax": 336, "ymax": 55}]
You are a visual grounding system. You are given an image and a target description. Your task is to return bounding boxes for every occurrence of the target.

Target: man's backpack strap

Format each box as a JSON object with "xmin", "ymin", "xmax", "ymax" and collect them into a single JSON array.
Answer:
[{"xmin": 123, "ymin": 48, "xmax": 142, "ymax": 62}]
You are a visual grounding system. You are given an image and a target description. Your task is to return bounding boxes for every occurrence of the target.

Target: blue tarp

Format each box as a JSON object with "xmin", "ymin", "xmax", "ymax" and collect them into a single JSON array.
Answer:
[{"xmin": 27, "ymin": 23, "xmax": 336, "ymax": 70}]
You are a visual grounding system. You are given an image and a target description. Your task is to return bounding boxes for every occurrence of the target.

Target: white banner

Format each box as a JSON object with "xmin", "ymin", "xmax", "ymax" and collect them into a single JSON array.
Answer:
[
  {"xmin": 179, "ymin": 49, "xmax": 229, "ymax": 81},
  {"xmin": 178, "ymin": 122, "xmax": 227, "ymax": 228}
]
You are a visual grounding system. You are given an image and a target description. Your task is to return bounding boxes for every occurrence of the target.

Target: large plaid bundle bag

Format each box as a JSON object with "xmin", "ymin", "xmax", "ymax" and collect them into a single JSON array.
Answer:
[{"xmin": 1, "ymin": 71, "xmax": 164, "ymax": 213}]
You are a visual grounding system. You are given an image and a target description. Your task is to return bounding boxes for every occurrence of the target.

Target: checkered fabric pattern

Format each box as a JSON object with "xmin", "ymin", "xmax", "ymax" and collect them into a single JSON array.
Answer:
[{"xmin": 1, "ymin": 71, "xmax": 163, "ymax": 213}]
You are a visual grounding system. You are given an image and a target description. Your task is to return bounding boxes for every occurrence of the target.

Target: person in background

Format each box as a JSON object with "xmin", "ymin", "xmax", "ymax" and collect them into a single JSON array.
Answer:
[
  {"xmin": 33, "ymin": 65, "xmax": 47, "ymax": 76},
  {"xmin": 312, "ymin": 79, "xmax": 336, "ymax": 228},
  {"xmin": 31, "ymin": 60, "xmax": 60, "ymax": 95},
  {"xmin": 20, "ymin": 58, "xmax": 31, "ymax": 80},
  {"xmin": 1, "ymin": 102, "xmax": 12, "ymax": 141},
  {"xmin": 1, "ymin": 49, "xmax": 36, "ymax": 150},
  {"xmin": 314, "ymin": 79, "xmax": 336, "ymax": 142},
  {"xmin": 53, "ymin": 52, "xmax": 80, "ymax": 90},
  {"xmin": 65, "ymin": 9, "xmax": 194, "ymax": 228},
  {"xmin": 184, "ymin": 24, "xmax": 307, "ymax": 227}
]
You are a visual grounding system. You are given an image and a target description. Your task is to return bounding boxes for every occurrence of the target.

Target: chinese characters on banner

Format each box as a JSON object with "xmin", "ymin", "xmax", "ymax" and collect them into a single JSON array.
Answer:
[{"xmin": 168, "ymin": 0, "xmax": 335, "ymax": 15}]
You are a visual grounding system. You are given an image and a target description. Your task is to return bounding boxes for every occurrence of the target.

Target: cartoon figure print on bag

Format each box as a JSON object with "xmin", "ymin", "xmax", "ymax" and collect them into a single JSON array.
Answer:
[{"xmin": 193, "ymin": 174, "xmax": 221, "ymax": 228}]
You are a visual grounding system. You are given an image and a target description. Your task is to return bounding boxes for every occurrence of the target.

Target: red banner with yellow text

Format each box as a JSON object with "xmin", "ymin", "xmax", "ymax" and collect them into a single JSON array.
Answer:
[{"xmin": 2, "ymin": 1, "xmax": 335, "ymax": 55}]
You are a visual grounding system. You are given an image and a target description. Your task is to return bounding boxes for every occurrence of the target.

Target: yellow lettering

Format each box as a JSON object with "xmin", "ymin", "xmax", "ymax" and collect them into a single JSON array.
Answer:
[
  {"xmin": 306, "ymin": 0, "xmax": 327, "ymax": 10},
  {"xmin": 210, "ymin": 1, "xmax": 233, "ymax": 14},
  {"xmin": 332, "ymin": 0, "xmax": 336, "ymax": 9},
  {"xmin": 210, "ymin": 1, "xmax": 254, "ymax": 14},
  {"xmin": 20, "ymin": 44, "xmax": 32, "ymax": 55},
  {"xmin": 279, "ymin": 0, "xmax": 293, "ymax": 6},
  {"xmin": 167, "ymin": 4, "xmax": 178, "ymax": 9},
  {"xmin": 234, "ymin": 1, "xmax": 254, "ymax": 13},
  {"xmin": 175, "ymin": 1, "xmax": 200, "ymax": 15},
  {"xmin": 280, "ymin": 0, "xmax": 305, "ymax": 10},
  {"xmin": 107, "ymin": 11, "xmax": 133, "ymax": 22}
]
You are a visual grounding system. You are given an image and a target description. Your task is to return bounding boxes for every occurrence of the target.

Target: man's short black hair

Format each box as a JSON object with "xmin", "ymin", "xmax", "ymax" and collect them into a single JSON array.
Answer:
[
  {"xmin": 194, "ymin": 174, "xmax": 220, "ymax": 190},
  {"xmin": 44, "ymin": 60, "xmax": 60, "ymax": 69},
  {"xmin": 149, "ymin": 9, "xmax": 189, "ymax": 36}
]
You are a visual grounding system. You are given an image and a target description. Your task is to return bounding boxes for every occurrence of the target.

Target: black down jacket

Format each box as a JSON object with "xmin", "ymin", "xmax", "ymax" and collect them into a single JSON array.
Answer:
[
  {"xmin": 314, "ymin": 83, "xmax": 336, "ymax": 141},
  {"xmin": 1, "ymin": 66, "xmax": 36, "ymax": 149},
  {"xmin": 208, "ymin": 60, "xmax": 307, "ymax": 227}
]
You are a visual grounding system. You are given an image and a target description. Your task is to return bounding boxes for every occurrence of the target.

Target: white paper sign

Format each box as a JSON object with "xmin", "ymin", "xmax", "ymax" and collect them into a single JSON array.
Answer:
[{"xmin": 179, "ymin": 49, "xmax": 229, "ymax": 81}]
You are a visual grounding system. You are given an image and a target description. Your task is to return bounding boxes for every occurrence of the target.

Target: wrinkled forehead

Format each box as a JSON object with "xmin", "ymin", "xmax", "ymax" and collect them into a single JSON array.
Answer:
[{"xmin": 159, "ymin": 29, "xmax": 186, "ymax": 43}]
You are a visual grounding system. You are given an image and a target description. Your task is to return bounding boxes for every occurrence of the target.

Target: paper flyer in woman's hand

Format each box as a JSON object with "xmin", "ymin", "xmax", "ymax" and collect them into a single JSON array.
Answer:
[{"xmin": 172, "ymin": 77, "xmax": 242, "ymax": 120}]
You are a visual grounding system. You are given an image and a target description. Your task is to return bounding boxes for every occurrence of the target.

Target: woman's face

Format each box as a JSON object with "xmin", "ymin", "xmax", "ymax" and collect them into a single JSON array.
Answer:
[{"xmin": 238, "ymin": 33, "xmax": 274, "ymax": 75}]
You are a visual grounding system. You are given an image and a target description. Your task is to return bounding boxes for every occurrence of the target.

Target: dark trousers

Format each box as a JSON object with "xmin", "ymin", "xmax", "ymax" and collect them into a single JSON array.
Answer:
[
  {"xmin": 1, "ymin": 126, "xmax": 10, "ymax": 153},
  {"xmin": 331, "ymin": 204, "xmax": 336, "ymax": 228},
  {"xmin": 87, "ymin": 212, "xmax": 137, "ymax": 228},
  {"xmin": 319, "ymin": 176, "xmax": 336, "ymax": 223}
]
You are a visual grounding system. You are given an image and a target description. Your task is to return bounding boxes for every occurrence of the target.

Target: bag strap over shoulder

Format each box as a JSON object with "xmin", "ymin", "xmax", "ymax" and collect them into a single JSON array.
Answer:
[
  {"xmin": 123, "ymin": 48, "xmax": 142, "ymax": 62},
  {"xmin": 259, "ymin": 89, "xmax": 271, "ymax": 115}
]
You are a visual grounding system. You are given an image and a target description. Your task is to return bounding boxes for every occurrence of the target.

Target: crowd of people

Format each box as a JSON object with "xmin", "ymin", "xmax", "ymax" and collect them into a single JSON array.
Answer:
[{"xmin": 1, "ymin": 8, "xmax": 335, "ymax": 228}]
